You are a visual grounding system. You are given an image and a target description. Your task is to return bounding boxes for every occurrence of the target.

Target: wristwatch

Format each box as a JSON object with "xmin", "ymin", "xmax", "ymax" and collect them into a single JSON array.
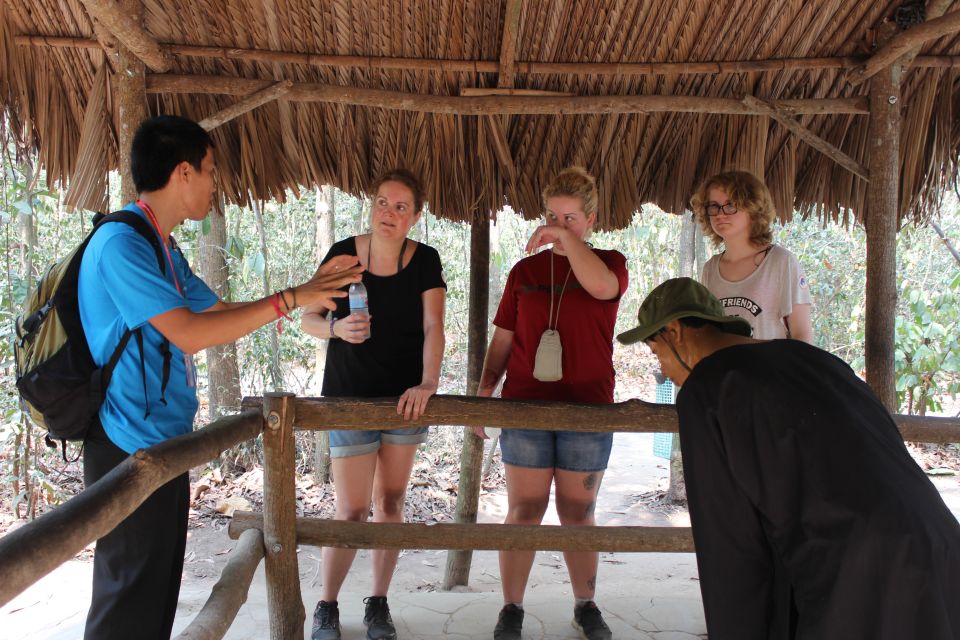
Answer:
[{"xmin": 329, "ymin": 314, "xmax": 338, "ymax": 339}]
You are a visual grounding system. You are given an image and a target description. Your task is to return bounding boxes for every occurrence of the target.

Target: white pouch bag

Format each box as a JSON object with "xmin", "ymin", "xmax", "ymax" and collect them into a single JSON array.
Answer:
[
  {"xmin": 532, "ymin": 250, "xmax": 571, "ymax": 382},
  {"xmin": 533, "ymin": 329, "xmax": 563, "ymax": 382}
]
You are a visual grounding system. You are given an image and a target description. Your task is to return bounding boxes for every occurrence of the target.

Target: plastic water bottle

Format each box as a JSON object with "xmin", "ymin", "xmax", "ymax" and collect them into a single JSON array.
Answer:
[{"xmin": 348, "ymin": 281, "xmax": 370, "ymax": 339}]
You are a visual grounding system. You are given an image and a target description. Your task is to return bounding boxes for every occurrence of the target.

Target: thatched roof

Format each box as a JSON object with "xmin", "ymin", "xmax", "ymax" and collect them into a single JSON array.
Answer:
[{"xmin": 2, "ymin": 1, "xmax": 960, "ymax": 228}]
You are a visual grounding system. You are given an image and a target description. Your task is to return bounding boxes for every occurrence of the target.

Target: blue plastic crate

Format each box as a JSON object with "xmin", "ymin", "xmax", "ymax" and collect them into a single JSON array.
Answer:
[{"xmin": 653, "ymin": 379, "xmax": 675, "ymax": 459}]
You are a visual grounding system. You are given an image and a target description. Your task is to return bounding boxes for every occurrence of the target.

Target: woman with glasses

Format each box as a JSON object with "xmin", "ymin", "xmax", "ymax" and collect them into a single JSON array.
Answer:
[
  {"xmin": 690, "ymin": 170, "xmax": 813, "ymax": 342},
  {"xmin": 473, "ymin": 167, "xmax": 629, "ymax": 640}
]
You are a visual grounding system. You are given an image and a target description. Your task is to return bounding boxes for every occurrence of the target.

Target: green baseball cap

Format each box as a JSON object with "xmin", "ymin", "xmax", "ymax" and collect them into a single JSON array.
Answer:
[{"xmin": 617, "ymin": 277, "xmax": 752, "ymax": 345}]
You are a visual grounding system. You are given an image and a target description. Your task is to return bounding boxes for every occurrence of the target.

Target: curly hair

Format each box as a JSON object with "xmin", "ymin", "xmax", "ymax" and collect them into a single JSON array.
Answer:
[
  {"xmin": 542, "ymin": 166, "xmax": 599, "ymax": 215},
  {"xmin": 690, "ymin": 170, "xmax": 776, "ymax": 247},
  {"xmin": 370, "ymin": 168, "xmax": 425, "ymax": 213}
]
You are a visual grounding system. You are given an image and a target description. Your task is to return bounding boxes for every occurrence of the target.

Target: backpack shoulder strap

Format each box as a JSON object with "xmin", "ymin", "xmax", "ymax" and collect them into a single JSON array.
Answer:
[
  {"xmin": 92, "ymin": 210, "xmax": 175, "ymax": 418},
  {"xmin": 95, "ymin": 210, "xmax": 167, "ymax": 275}
]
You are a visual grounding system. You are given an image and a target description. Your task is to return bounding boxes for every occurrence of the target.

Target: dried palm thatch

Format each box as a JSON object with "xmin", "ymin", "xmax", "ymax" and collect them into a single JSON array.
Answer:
[{"xmin": 2, "ymin": 0, "xmax": 960, "ymax": 230}]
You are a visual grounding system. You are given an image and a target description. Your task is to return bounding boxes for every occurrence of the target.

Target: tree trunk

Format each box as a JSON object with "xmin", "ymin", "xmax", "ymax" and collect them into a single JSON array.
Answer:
[
  {"xmin": 312, "ymin": 186, "xmax": 336, "ymax": 482},
  {"xmin": 251, "ymin": 200, "xmax": 282, "ymax": 390},
  {"xmin": 443, "ymin": 216, "xmax": 490, "ymax": 589},
  {"xmin": 200, "ymin": 206, "xmax": 241, "ymax": 419},
  {"xmin": 665, "ymin": 211, "xmax": 699, "ymax": 504},
  {"xmin": 865, "ymin": 65, "xmax": 901, "ymax": 411}
]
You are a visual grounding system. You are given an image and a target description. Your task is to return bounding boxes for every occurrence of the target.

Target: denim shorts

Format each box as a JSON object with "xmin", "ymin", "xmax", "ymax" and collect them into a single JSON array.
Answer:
[
  {"xmin": 329, "ymin": 427, "xmax": 429, "ymax": 458},
  {"xmin": 499, "ymin": 429, "xmax": 613, "ymax": 472}
]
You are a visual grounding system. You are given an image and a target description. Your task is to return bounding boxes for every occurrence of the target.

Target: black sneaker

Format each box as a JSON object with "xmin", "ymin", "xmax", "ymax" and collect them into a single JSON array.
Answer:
[
  {"xmin": 363, "ymin": 596, "xmax": 397, "ymax": 640},
  {"xmin": 572, "ymin": 601, "xmax": 612, "ymax": 640},
  {"xmin": 311, "ymin": 600, "xmax": 341, "ymax": 640},
  {"xmin": 493, "ymin": 603, "xmax": 524, "ymax": 640}
]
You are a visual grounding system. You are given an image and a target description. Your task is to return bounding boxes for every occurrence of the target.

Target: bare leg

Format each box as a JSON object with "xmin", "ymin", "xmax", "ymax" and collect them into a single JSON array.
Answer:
[
  {"xmin": 499, "ymin": 464, "xmax": 554, "ymax": 603},
  {"xmin": 370, "ymin": 443, "xmax": 420, "ymax": 596},
  {"xmin": 320, "ymin": 451, "xmax": 378, "ymax": 602},
  {"xmin": 554, "ymin": 469, "xmax": 604, "ymax": 600}
]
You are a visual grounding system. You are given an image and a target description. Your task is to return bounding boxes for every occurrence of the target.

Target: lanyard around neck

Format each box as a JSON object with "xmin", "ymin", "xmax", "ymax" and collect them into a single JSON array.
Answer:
[
  {"xmin": 136, "ymin": 199, "xmax": 183, "ymax": 296},
  {"xmin": 547, "ymin": 250, "xmax": 573, "ymax": 331}
]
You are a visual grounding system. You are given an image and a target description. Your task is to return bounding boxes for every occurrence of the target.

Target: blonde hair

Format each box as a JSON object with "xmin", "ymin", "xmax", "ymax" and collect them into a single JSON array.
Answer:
[
  {"xmin": 690, "ymin": 170, "xmax": 776, "ymax": 247},
  {"xmin": 542, "ymin": 166, "xmax": 598, "ymax": 216}
]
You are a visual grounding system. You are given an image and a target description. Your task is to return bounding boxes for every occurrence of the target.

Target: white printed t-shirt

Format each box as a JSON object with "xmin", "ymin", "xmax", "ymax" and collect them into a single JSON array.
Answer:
[{"xmin": 700, "ymin": 244, "xmax": 812, "ymax": 340}]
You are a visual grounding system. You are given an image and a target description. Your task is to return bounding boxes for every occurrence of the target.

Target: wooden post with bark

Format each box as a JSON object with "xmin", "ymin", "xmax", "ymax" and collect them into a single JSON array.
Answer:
[
  {"xmin": 113, "ymin": 0, "xmax": 148, "ymax": 204},
  {"xmin": 261, "ymin": 392, "xmax": 304, "ymax": 639},
  {"xmin": 443, "ymin": 215, "xmax": 490, "ymax": 589},
  {"xmin": 864, "ymin": 62, "xmax": 902, "ymax": 410},
  {"xmin": 313, "ymin": 186, "xmax": 336, "ymax": 482}
]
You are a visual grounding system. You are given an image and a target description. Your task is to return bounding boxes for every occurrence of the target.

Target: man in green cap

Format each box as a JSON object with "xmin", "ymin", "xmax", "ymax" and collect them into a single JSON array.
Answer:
[{"xmin": 618, "ymin": 278, "xmax": 960, "ymax": 640}]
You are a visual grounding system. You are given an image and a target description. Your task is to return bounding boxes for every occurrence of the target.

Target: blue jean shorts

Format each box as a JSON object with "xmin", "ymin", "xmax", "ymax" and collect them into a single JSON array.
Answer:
[
  {"xmin": 329, "ymin": 427, "xmax": 429, "ymax": 458},
  {"xmin": 499, "ymin": 429, "xmax": 613, "ymax": 472}
]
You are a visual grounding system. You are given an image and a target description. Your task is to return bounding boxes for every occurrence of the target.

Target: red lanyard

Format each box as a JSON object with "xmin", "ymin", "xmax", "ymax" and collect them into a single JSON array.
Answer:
[{"xmin": 136, "ymin": 199, "xmax": 183, "ymax": 296}]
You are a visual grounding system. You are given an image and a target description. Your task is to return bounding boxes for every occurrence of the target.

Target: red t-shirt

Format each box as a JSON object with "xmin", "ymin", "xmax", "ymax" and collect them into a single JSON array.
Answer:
[{"xmin": 493, "ymin": 248, "xmax": 628, "ymax": 404}]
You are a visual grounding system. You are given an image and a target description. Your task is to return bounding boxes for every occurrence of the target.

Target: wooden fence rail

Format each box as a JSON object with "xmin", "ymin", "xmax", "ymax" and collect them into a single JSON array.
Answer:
[
  {"xmin": 229, "ymin": 511, "xmax": 696, "ymax": 553},
  {"xmin": 2, "ymin": 394, "xmax": 958, "ymax": 639},
  {"xmin": 0, "ymin": 409, "xmax": 263, "ymax": 608},
  {"xmin": 242, "ymin": 394, "xmax": 960, "ymax": 443},
  {"xmin": 176, "ymin": 528, "xmax": 265, "ymax": 640}
]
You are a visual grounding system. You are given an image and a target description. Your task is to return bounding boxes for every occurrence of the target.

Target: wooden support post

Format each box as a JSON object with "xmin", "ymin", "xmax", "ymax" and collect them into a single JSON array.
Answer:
[
  {"xmin": 443, "ymin": 216, "xmax": 491, "ymax": 590},
  {"xmin": 113, "ymin": 0, "xmax": 148, "ymax": 205},
  {"xmin": 864, "ymin": 66, "xmax": 901, "ymax": 410},
  {"xmin": 261, "ymin": 392, "xmax": 304, "ymax": 639}
]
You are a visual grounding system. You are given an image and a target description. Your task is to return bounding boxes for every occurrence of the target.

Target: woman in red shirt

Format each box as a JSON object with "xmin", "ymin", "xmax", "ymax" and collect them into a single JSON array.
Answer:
[{"xmin": 474, "ymin": 167, "xmax": 629, "ymax": 640}]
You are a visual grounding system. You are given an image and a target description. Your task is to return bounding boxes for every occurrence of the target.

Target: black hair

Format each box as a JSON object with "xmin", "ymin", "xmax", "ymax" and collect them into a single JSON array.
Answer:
[{"xmin": 130, "ymin": 116, "xmax": 214, "ymax": 194}]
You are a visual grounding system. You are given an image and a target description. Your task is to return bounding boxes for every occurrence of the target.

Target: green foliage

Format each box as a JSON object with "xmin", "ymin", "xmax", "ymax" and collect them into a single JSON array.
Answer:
[{"xmin": 1, "ymin": 135, "xmax": 959, "ymax": 518}]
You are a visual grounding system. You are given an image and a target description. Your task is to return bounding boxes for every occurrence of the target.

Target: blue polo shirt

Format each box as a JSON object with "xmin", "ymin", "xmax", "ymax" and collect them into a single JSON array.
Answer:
[{"xmin": 78, "ymin": 203, "xmax": 219, "ymax": 453}]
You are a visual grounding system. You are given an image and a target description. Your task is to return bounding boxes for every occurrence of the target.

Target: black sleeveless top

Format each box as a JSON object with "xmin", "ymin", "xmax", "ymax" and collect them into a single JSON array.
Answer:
[{"xmin": 321, "ymin": 236, "xmax": 446, "ymax": 397}]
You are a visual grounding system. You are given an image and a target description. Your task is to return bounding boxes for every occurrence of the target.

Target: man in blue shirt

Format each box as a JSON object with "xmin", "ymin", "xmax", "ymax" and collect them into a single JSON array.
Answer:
[{"xmin": 78, "ymin": 115, "xmax": 363, "ymax": 640}]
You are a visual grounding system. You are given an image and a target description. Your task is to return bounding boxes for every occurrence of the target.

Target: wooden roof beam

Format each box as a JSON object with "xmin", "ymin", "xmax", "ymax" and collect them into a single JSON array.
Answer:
[
  {"xmin": 897, "ymin": 0, "xmax": 954, "ymax": 70},
  {"xmin": 198, "ymin": 81, "xmax": 293, "ymax": 131},
  {"xmin": 742, "ymin": 95, "xmax": 868, "ymax": 181},
  {"xmin": 497, "ymin": 0, "xmax": 524, "ymax": 88},
  {"xmin": 148, "ymin": 75, "xmax": 870, "ymax": 116},
  {"xmin": 18, "ymin": 35, "xmax": 960, "ymax": 77},
  {"xmin": 849, "ymin": 9, "xmax": 960, "ymax": 85},
  {"xmin": 79, "ymin": 0, "xmax": 172, "ymax": 72}
]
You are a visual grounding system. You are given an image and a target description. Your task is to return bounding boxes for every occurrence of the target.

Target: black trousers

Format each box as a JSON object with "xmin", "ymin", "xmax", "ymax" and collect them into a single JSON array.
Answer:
[{"xmin": 83, "ymin": 421, "xmax": 189, "ymax": 640}]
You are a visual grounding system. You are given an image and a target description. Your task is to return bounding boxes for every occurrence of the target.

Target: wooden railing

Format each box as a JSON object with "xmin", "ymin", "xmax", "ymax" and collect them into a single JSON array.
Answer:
[{"xmin": 1, "ymin": 393, "xmax": 957, "ymax": 640}]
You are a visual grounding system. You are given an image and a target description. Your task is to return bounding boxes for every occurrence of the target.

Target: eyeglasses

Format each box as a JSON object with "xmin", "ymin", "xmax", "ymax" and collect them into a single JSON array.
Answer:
[{"xmin": 705, "ymin": 202, "xmax": 738, "ymax": 217}]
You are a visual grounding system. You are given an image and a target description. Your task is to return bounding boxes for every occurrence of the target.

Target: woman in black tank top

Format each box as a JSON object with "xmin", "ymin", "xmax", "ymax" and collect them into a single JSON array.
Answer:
[{"xmin": 301, "ymin": 169, "xmax": 446, "ymax": 640}]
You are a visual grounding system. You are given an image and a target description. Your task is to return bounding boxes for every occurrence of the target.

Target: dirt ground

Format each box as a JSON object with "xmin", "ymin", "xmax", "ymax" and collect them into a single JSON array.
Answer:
[
  {"xmin": 177, "ymin": 428, "xmax": 690, "ymax": 593},
  {"xmin": 2, "ymin": 427, "xmax": 958, "ymax": 639}
]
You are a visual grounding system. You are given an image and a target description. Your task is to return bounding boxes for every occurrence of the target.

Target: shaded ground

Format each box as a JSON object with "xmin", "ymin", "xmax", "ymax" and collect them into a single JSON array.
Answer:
[{"xmin": 4, "ymin": 428, "xmax": 958, "ymax": 639}]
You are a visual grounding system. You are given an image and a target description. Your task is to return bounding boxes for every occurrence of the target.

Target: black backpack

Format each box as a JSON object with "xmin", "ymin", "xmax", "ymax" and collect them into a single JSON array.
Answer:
[{"xmin": 14, "ymin": 210, "xmax": 173, "ymax": 460}]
